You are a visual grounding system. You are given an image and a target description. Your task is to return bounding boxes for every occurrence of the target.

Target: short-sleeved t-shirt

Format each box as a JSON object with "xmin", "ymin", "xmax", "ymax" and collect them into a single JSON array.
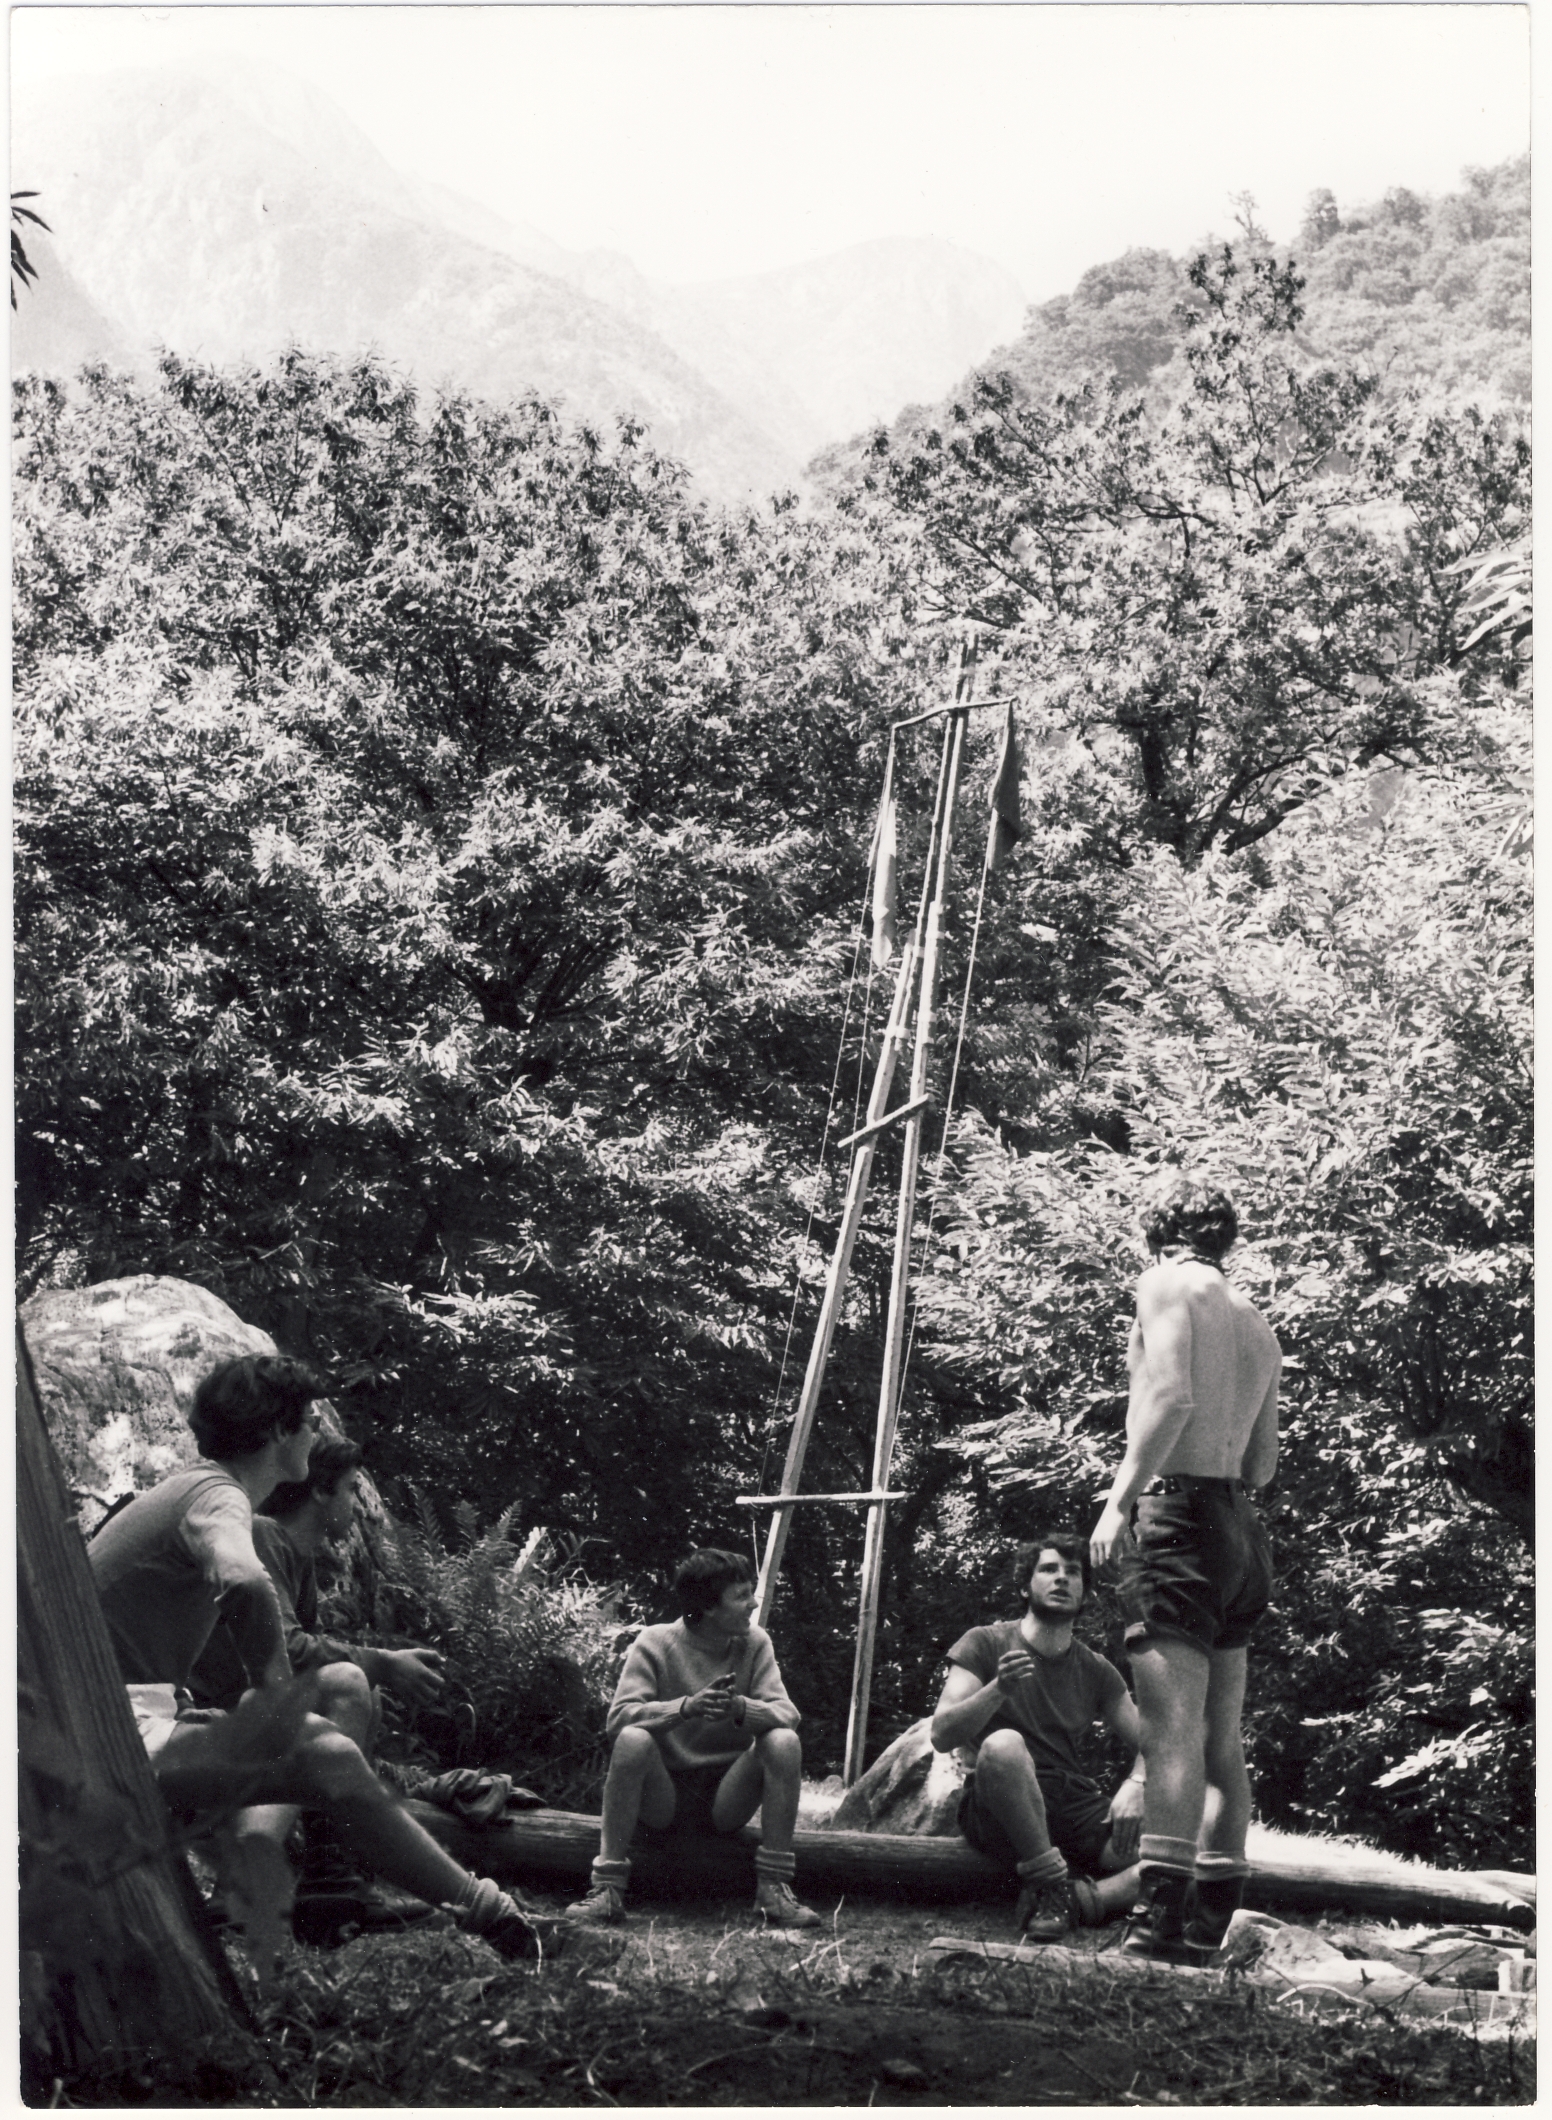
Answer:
[
  {"xmin": 88, "ymin": 1462, "xmax": 282, "ymax": 1690},
  {"xmin": 945, "ymin": 1621, "xmax": 1126, "ymax": 1777}
]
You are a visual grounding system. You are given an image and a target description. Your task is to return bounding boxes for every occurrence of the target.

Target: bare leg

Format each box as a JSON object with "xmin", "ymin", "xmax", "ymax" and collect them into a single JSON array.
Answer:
[
  {"xmin": 159, "ymin": 1714, "xmax": 480, "ymax": 1909},
  {"xmin": 596, "ymin": 1727, "xmax": 678, "ymax": 1863},
  {"xmin": 1090, "ymin": 1855, "xmax": 1142, "ymax": 1918},
  {"xmin": 966, "ymin": 1728, "xmax": 1055, "ymax": 1862},
  {"xmin": 1128, "ymin": 1637, "xmax": 1212, "ymax": 1847},
  {"xmin": 1199, "ymin": 1649, "xmax": 1252, "ymax": 1858},
  {"xmin": 710, "ymin": 1729, "xmax": 802, "ymax": 1848}
]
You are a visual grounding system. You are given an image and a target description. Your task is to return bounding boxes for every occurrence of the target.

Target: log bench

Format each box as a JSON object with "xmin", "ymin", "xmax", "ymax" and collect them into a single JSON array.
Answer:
[{"xmin": 407, "ymin": 1800, "xmax": 1535, "ymax": 1932}]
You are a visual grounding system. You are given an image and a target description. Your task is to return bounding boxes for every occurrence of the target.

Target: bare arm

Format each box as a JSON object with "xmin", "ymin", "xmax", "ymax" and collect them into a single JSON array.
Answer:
[
  {"xmin": 1100, "ymin": 1688, "xmax": 1146, "ymax": 1858},
  {"xmin": 1241, "ymin": 1353, "xmax": 1281, "ymax": 1489},
  {"xmin": 1091, "ymin": 1276, "xmax": 1197, "ymax": 1566},
  {"xmin": 930, "ymin": 1648, "xmax": 1035, "ymax": 1753}
]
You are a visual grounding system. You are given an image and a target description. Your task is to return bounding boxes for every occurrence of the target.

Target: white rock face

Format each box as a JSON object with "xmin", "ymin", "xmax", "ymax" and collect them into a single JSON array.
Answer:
[{"xmin": 19, "ymin": 1275, "xmax": 355, "ymax": 1532}]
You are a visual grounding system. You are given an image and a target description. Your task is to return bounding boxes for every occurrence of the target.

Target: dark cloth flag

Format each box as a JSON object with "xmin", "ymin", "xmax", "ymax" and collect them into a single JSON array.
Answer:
[
  {"xmin": 868, "ymin": 751, "xmax": 899, "ymax": 969},
  {"xmin": 986, "ymin": 702, "xmax": 1023, "ymax": 872}
]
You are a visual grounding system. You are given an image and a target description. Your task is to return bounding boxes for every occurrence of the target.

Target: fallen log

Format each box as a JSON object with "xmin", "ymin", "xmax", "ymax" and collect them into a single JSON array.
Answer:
[{"xmin": 405, "ymin": 1802, "xmax": 1535, "ymax": 1931}]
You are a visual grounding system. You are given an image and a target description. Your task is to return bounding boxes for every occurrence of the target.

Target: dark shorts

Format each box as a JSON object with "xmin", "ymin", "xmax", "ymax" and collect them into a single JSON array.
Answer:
[
  {"xmin": 1122, "ymin": 1480, "xmax": 1274, "ymax": 1655},
  {"xmin": 958, "ymin": 1766, "xmax": 1114, "ymax": 1876},
  {"xmin": 634, "ymin": 1760, "xmax": 745, "ymax": 1844}
]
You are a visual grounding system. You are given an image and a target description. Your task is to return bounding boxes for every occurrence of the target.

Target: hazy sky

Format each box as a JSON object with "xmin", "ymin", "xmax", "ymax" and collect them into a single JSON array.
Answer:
[{"xmin": 11, "ymin": 4, "xmax": 1531, "ymax": 296}]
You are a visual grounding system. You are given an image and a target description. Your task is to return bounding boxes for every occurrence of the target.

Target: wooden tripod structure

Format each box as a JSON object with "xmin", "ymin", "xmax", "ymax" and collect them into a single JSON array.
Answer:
[{"xmin": 741, "ymin": 646, "xmax": 1007, "ymax": 1782}]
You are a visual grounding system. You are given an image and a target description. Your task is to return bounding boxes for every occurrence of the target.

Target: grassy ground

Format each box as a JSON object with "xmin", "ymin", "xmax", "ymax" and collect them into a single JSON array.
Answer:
[{"xmin": 46, "ymin": 1881, "xmax": 1534, "ymax": 2107}]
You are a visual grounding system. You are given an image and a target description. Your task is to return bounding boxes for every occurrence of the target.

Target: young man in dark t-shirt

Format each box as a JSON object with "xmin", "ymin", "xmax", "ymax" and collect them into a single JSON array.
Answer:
[{"xmin": 931, "ymin": 1535, "xmax": 1144, "ymax": 1942}]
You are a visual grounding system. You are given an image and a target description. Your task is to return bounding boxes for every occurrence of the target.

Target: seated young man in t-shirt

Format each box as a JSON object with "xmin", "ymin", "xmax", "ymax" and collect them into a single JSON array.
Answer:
[
  {"xmin": 931, "ymin": 1534, "xmax": 1144, "ymax": 1942},
  {"xmin": 567, "ymin": 1548, "xmax": 821, "ymax": 1929},
  {"xmin": 89, "ymin": 1353, "xmax": 583, "ymax": 1963},
  {"xmin": 188, "ymin": 1429, "xmax": 449, "ymax": 1940}
]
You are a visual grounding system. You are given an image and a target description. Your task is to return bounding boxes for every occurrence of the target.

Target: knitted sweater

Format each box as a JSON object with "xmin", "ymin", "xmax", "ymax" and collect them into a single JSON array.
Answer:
[{"xmin": 607, "ymin": 1619, "xmax": 800, "ymax": 1771}]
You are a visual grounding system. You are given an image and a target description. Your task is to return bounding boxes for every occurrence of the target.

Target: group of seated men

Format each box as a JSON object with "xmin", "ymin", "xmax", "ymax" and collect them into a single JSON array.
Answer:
[{"xmin": 88, "ymin": 1349, "xmax": 1255, "ymax": 1962}]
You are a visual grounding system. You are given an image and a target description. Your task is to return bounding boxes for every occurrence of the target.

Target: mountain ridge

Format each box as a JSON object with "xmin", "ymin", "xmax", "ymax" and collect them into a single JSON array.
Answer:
[{"xmin": 11, "ymin": 59, "xmax": 1026, "ymax": 500}]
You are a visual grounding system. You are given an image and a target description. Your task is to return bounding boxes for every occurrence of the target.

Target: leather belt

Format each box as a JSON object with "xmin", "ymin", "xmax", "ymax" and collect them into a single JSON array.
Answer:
[{"xmin": 1140, "ymin": 1475, "xmax": 1245, "ymax": 1496}]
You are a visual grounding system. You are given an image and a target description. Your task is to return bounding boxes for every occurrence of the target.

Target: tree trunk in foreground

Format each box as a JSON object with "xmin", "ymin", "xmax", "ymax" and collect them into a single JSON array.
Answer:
[
  {"xmin": 407, "ymin": 1800, "xmax": 1535, "ymax": 1931},
  {"xmin": 18, "ymin": 1324, "xmax": 243, "ymax": 2097}
]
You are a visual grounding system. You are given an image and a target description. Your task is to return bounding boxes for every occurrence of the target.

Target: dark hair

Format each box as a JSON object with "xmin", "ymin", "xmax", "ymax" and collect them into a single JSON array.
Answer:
[
  {"xmin": 188, "ymin": 1355, "xmax": 326, "ymax": 1462},
  {"xmin": 1140, "ymin": 1176, "xmax": 1238, "ymax": 1261},
  {"xmin": 673, "ymin": 1548, "xmax": 754, "ymax": 1621},
  {"xmin": 261, "ymin": 1430, "xmax": 362, "ymax": 1519},
  {"xmin": 1014, "ymin": 1533, "xmax": 1092, "ymax": 1604}
]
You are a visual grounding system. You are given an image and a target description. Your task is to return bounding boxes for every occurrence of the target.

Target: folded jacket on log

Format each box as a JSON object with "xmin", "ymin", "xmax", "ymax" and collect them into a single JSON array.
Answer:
[{"xmin": 405, "ymin": 1801, "xmax": 1534, "ymax": 1931}]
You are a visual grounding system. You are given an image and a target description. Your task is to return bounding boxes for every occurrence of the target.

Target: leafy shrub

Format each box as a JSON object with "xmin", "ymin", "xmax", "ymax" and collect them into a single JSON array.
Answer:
[{"xmin": 366, "ymin": 1492, "xmax": 633, "ymax": 1807}]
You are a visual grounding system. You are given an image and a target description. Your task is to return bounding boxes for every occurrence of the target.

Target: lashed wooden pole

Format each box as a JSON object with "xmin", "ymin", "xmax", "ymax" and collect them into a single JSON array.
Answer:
[
  {"xmin": 843, "ymin": 659, "xmax": 974, "ymax": 1782},
  {"xmin": 754, "ymin": 707, "xmax": 959, "ymax": 1627}
]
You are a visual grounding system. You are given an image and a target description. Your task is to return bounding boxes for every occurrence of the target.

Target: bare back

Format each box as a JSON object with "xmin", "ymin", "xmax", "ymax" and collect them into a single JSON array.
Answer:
[{"xmin": 1126, "ymin": 1260, "xmax": 1281, "ymax": 1482}]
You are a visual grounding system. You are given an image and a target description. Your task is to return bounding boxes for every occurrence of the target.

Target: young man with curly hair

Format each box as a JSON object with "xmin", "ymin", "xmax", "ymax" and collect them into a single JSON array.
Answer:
[
  {"xmin": 1090, "ymin": 1177, "xmax": 1281, "ymax": 1962},
  {"xmin": 931, "ymin": 1535, "xmax": 1144, "ymax": 1943},
  {"xmin": 568, "ymin": 1547, "xmax": 820, "ymax": 1928}
]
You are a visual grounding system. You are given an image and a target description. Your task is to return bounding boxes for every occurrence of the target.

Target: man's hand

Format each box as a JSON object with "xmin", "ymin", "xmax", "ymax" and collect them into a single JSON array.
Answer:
[
  {"xmin": 994, "ymin": 1645, "xmax": 1036, "ymax": 1690},
  {"xmin": 1107, "ymin": 1775, "xmax": 1145, "ymax": 1862},
  {"xmin": 1089, "ymin": 1502, "xmax": 1132, "ymax": 1571},
  {"xmin": 682, "ymin": 1672, "xmax": 738, "ymax": 1722},
  {"xmin": 379, "ymin": 1647, "xmax": 446, "ymax": 1706}
]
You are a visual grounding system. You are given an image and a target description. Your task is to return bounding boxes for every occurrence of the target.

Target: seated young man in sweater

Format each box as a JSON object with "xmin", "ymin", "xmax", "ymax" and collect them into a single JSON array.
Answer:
[
  {"xmin": 931, "ymin": 1535, "xmax": 1145, "ymax": 1943},
  {"xmin": 568, "ymin": 1548, "xmax": 820, "ymax": 1929},
  {"xmin": 89, "ymin": 1353, "xmax": 581, "ymax": 1962},
  {"xmin": 188, "ymin": 1429, "xmax": 449, "ymax": 1940}
]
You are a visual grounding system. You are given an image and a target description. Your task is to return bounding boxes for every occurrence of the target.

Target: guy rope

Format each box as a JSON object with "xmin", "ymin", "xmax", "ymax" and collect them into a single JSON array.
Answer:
[{"xmin": 737, "ymin": 640, "xmax": 1023, "ymax": 1782}]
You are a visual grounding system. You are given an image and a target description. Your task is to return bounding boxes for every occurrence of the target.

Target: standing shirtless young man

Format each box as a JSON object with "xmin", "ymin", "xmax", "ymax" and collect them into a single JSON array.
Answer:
[{"xmin": 1089, "ymin": 1178, "xmax": 1281, "ymax": 1962}]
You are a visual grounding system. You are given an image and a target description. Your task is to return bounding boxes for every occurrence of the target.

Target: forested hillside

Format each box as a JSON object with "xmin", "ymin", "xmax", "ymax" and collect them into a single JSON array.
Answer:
[
  {"xmin": 818, "ymin": 155, "xmax": 1527, "ymax": 481},
  {"xmin": 13, "ymin": 164, "xmax": 1531, "ymax": 1869}
]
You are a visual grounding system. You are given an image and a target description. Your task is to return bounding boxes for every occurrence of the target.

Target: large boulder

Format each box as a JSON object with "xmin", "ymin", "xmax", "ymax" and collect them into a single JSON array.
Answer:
[
  {"xmin": 831, "ymin": 1717, "xmax": 967, "ymax": 1836},
  {"xmin": 18, "ymin": 1274, "xmax": 371, "ymax": 1534}
]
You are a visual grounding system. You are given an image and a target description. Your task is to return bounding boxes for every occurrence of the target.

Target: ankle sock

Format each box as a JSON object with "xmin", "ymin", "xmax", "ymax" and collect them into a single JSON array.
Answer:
[
  {"xmin": 754, "ymin": 1848, "xmax": 796, "ymax": 1885},
  {"xmin": 590, "ymin": 1858, "xmax": 631, "ymax": 1892},
  {"xmin": 1015, "ymin": 1847, "xmax": 1068, "ymax": 1887}
]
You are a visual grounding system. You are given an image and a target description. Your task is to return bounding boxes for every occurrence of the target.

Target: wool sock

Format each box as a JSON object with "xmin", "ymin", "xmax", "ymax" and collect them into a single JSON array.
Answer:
[
  {"xmin": 589, "ymin": 1857, "xmax": 631, "ymax": 1892},
  {"xmin": 1139, "ymin": 1833, "xmax": 1199, "ymax": 1872},
  {"xmin": 1194, "ymin": 1853, "xmax": 1250, "ymax": 1881},
  {"xmin": 1015, "ymin": 1846, "xmax": 1068, "ymax": 1888},
  {"xmin": 754, "ymin": 1848, "xmax": 796, "ymax": 1884},
  {"xmin": 450, "ymin": 1873, "xmax": 506, "ymax": 1932}
]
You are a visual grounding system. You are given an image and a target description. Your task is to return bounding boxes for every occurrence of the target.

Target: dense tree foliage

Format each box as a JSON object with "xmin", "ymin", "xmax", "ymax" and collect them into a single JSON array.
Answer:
[
  {"xmin": 14, "ymin": 353, "xmax": 932, "ymax": 1565},
  {"xmin": 14, "ymin": 214, "xmax": 1530, "ymax": 1865}
]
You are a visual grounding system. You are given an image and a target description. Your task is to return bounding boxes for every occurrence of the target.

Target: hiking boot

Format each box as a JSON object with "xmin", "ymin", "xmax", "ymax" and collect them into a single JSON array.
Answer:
[
  {"xmin": 1120, "ymin": 1864, "xmax": 1198, "ymax": 1962},
  {"xmin": 480, "ymin": 1894, "xmax": 626, "ymax": 1967},
  {"xmin": 292, "ymin": 1885, "xmax": 436, "ymax": 1948},
  {"xmin": 1184, "ymin": 1873, "xmax": 1246, "ymax": 1957},
  {"xmin": 754, "ymin": 1878, "xmax": 821, "ymax": 1928},
  {"xmin": 566, "ymin": 1880, "xmax": 628, "ymax": 1924},
  {"xmin": 1016, "ymin": 1874, "xmax": 1072, "ymax": 1944},
  {"xmin": 479, "ymin": 1894, "xmax": 569, "ymax": 1962}
]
